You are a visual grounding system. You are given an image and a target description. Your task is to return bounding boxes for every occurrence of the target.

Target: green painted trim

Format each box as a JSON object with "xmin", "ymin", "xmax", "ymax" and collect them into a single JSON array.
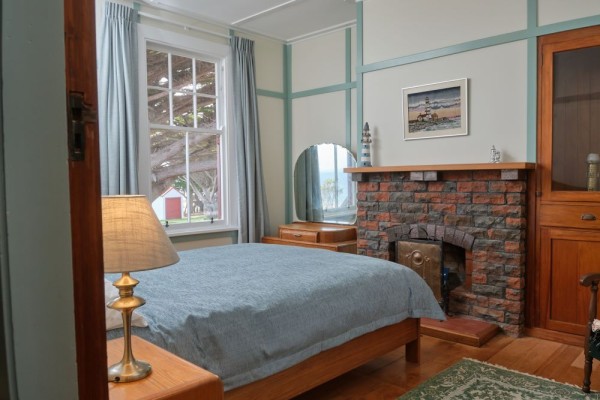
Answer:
[
  {"xmin": 291, "ymin": 82, "xmax": 356, "ymax": 99},
  {"xmin": 358, "ymin": 15, "xmax": 600, "ymax": 74},
  {"xmin": 535, "ymin": 15, "xmax": 600, "ymax": 36},
  {"xmin": 256, "ymin": 89, "xmax": 285, "ymax": 99},
  {"xmin": 527, "ymin": 0, "xmax": 537, "ymax": 162},
  {"xmin": 284, "ymin": 44, "xmax": 292, "ymax": 223},
  {"xmin": 359, "ymin": 30, "xmax": 530, "ymax": 74},
  {"xmin": 527, "ymin": 37, "xmax": 537, "ymax": 163},
  {"xmin": 527, "ymin": 0, "xmax": 537, "ymax": 30},
  {"xmin": 345, "ymin": 28, "xmax": 352, "ymax": 83},
  {"xmin": 356, "ymin": 1, "xmax": 364, "ymax": 150},
  {"xmin": 345, "ymin": 28, "xmax": 352, "ymax": 149}
]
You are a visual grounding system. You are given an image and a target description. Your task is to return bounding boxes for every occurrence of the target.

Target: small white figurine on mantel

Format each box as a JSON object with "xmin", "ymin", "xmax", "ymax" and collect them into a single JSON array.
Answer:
[
  {"xmin": 490, "ymin": 145, "xmax": 501, "ymax": 163},
  {"xmin": 360, "ymin": 122, "xmax": 372, "ymax": 167}
]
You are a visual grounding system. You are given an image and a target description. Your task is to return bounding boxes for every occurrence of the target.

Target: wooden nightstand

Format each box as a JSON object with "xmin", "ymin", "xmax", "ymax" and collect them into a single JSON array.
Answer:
[
  {"xmin": 261, "ymin": 222, "xmax": 357, "ymax": 253},
  {"xmin": 107, "ymin": 336, "xmax": 223, "ymax": 400}
]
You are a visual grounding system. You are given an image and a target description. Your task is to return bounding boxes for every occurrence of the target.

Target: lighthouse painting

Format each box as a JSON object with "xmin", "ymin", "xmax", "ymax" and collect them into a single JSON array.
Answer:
[{"xmin": 402, "ymin": 78, "xmax": 468, "ymax": 140}]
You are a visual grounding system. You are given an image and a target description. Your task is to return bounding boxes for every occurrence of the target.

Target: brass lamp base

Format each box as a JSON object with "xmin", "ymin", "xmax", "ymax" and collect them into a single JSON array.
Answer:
[
  {"xmin": 108, "ymin": 358, "xmax": 152, "ymax": 383},
  {"xmin": 108, "ymin": 272, "xmax": 152, "ymax": 383}
]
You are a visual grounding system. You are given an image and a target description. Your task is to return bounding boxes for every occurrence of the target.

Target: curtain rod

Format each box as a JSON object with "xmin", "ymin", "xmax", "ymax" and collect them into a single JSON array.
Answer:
[{"xmin": 137, "ymin": 10, "xmax": 232, "ymax": 39}]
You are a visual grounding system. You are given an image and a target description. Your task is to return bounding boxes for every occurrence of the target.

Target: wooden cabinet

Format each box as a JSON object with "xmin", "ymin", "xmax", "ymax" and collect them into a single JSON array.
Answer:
[
  {"xmin": 108, "ymin": 336, "xmax": 223, "ymax": 400},
  {"xmin": 535, "ymin": 26, "xmax": 600, "ymax": 339},
  {"xmin": 261, "ymin": 222, "xmax": 357, "ymax": 253}
]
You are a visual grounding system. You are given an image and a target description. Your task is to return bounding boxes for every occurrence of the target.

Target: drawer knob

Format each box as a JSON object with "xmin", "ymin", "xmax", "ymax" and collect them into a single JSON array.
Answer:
[
  {"xmin": 581, "ymin": 213, "xmax": 597, "ymax": 221},
  {"xmin": 293, "ymin": 233, "xmax": 302, "ymax": 237}
]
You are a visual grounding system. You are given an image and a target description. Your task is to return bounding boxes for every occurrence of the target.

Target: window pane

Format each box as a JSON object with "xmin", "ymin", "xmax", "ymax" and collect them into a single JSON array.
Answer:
[
  {"xmin": 197, "ymin": 96, "xmax": 217, "ymax": 129},
  {"xmin": 147, "ymin": 88, "xmax": 170, "ymax": 125},
  {"xmin": 172, "ymin": 55, "xmax": 193, "ymax": 93},
  {"xmin": 196, "ymin": 60, "xmax": 216, "ymax": 95},
  {"xmin": 147, "ymin": 50, "xmax": 168, "ymax": 87},
  {"xmin": 149, "ymin": 129, "xmax": 188, "ymax": 224},
  {"xmin": 173, "ymin": 92, "xmax": 194, "ymax": 127},
  {"xmin": 189, "ymin": 134, "xmax": 221, "ymax": 221},
  {"xmin": 145, "ymin": 44, "xmax": 225, "ymax": 229},
  {"xmin": 552, "ymin": 45, "xmax": 600, "ymax": 191}
]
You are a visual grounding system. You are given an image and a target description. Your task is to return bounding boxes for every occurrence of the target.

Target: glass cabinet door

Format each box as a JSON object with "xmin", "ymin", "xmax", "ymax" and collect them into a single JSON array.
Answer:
[{"xmin": 551, "ymin": 45, "xmax": 600, "ymax": 192}]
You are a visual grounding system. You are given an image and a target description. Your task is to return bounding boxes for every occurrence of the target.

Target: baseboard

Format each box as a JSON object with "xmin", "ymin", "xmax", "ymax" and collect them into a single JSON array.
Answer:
[{"xmin": 524, "ymin": 327, "xmax": 584, "ymax": 347}]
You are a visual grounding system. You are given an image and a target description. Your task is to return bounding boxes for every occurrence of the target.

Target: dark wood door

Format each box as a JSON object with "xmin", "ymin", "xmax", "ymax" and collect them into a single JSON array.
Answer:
[
  {"xmin": 537, "ymin": 26, "xmax": 600, "ymax": 339},
  {"xmin": 64, "ymin": 0, "xmax": 108, "ymax": 398}
]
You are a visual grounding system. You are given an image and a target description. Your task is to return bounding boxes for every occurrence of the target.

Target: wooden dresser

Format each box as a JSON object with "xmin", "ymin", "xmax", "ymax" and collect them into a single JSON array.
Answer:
[{"xmin": 261, "ymin": 222, "xmax": 357, "ymax": 254}]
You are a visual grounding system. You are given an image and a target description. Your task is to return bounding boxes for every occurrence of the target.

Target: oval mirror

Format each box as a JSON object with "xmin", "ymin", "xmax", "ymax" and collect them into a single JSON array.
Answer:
[{"xmin": 293, "ymin": 143, "xmax": 357, "ymax": 225}]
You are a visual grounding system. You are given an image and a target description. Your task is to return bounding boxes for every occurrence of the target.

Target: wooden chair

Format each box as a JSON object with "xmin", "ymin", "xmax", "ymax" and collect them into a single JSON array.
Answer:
[{"xmin": 580, "ymin": 273, "xmax": 600, "ymax": 393}]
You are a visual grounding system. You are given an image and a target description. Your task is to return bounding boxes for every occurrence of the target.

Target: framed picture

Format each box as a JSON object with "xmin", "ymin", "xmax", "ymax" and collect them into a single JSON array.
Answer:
[{"xmin": 402, "ymin": 78, "xmax": 468, "ymax": 140}]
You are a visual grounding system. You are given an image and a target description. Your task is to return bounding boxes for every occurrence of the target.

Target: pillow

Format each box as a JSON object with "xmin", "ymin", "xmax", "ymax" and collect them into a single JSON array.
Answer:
[{"xmin": 104, "ymin": 278, "xmax": 149, "ymax": 331}]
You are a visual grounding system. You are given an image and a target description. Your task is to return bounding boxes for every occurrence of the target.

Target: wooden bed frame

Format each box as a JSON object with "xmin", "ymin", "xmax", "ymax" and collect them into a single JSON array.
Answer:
[{"xmin": 224, "ymin": 318, "xmax": 420, "ymax": 400}]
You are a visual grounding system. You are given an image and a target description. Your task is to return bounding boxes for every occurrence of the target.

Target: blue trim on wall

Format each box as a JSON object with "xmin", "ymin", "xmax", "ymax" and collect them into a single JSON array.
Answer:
[
  {"xmin": 290, "ymin": 82, "xmax": 356, "ymax": 99},
  {"xmin": 275, "ymin": 0, "xmax": 599, "ymax": 220},
  {"xmin": 356, "ymin": 1, "xmax": 364, "ymax": 152},
  {"xmin": 535, "ymin": 15, "xmax": 600, "ymax": 36},
  {"xmin": 358, "ymin": 15, "xmax": 600, "ymax": 75},
  {"xmin": 256, "ymin": 89, "xmax": 285, "ymax": 99},
  {"xmin": 526, "ymin": 0, "xmax": 538, "ymax": 163},
  {"xmin": 528, "ymin": 0, "xmax": 537, "ymax": 30},
  {"xmin": 284, "ymin": 44, "xmax": 292, "ymax": 223}
]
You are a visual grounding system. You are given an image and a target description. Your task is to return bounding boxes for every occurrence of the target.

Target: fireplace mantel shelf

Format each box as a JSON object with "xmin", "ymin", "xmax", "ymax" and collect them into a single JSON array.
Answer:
[{"xmin": 345, "ymin": 162, "xmax": 535, "ymax": 174}]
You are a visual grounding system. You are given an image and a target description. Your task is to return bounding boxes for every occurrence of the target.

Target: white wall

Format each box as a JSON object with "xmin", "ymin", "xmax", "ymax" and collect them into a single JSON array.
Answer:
[
  {"xmin": 359, "ymin": 0, "xmax": 600, "ymax": 167},
  {"xmin": 251, "ymin": 34, "xmax": 286, "ymax": 235},
  {"xmin": 258, "ymin": 96, "xmax": 285, "ymax": 233},
  {"xmin": 289, "ymin": 28, "xmax": 357, "ymax": 221},
  {"xmin": 538, "ymin": 0, "xmax": 600, "ymax": 26},
  {"xmin": 292, "ymin": 30, "xmax": 347, "ymax": 92},
  {"xmin": 290, "ymin": 28, "xmax": 356, "ymax": 159},
  {"xmin": 364, "ymin": 41, "xmax": 528, "ymax": 165},
  {"xmin": 2, "ymin": 0, "xmax": 78, "ymax": 398},
  {"xmin": 363, "ymin": 0, "xmax": 526, "ymax": 64}
]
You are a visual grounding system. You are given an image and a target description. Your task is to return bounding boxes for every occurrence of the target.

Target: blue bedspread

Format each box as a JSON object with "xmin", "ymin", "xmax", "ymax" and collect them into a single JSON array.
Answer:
[{"xmin": 107, "ymin": 243, "xmax": 445, "ymax": 390}]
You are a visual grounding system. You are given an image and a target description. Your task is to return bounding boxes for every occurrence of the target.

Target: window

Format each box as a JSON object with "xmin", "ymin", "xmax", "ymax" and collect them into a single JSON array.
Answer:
[{"xmin": 138, "ymin": 27, "xmax": 236, "ymax": 234}]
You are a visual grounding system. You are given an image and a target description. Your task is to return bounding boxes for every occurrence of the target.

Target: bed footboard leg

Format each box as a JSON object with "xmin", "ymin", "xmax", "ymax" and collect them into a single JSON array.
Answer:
[
  {"xmin": 406, "ymin": 337, "xmax": 420, "ymax": 364},
  {"xmin": 406, "ymin": 320, "xmax": 421, "ymax": 364}
]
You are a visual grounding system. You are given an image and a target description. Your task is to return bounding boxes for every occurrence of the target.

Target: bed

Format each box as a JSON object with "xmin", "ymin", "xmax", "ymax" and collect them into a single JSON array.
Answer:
[{"xmin": 107, "ymin": 243, "xmax": 445, "ymax": 399}]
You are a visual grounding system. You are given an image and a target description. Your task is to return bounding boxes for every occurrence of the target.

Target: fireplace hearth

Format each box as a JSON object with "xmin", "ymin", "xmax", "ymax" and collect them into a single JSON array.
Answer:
[{"xmin": 348, "ymin": 163, "xmax": 534, "ymax": 336}]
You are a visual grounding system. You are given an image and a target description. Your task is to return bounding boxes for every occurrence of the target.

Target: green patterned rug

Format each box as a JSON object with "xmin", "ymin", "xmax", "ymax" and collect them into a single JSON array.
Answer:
[{"xmin": 399, "ymin": 358, "xmax": 600, "ymax": 399}]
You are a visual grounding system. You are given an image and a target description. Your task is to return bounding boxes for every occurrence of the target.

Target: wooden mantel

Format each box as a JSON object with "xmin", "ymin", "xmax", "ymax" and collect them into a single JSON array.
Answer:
[{"xmin": 345, "ymin": 162, "xmax": 535, "ymax": 174}]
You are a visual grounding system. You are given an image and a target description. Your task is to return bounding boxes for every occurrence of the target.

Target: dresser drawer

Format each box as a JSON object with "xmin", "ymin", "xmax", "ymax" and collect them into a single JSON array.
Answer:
[
  {"xmin": 539, "ymin": 204, "xmax": 600, "ymax": 229},
  {"xmin": 280, "ymin": 229, "xmax": 319, "ymax": 242}
]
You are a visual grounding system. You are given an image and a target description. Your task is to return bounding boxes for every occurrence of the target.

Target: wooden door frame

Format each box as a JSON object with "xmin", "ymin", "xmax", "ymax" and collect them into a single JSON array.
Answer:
[{"xmin": 64, "ymin": 0, "xmax": 108, "ymax": 398}]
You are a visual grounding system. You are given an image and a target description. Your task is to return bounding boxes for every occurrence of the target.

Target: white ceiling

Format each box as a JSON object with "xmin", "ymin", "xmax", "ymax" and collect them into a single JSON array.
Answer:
[{"xmin": 141, "ymin": 0, "xmax": 357, "ymax": 42}]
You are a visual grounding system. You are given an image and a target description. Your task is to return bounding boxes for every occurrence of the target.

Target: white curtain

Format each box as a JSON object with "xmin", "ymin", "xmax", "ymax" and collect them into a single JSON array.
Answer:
[{"xmin": 98, "ymin": 2, "xmax": 139, "ymax": 195}]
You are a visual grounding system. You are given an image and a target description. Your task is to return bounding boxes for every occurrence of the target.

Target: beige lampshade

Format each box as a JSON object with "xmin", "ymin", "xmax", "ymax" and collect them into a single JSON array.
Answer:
[{"xmin": 102, "ymin": 195, "xmax": 180, "ymax": 273}]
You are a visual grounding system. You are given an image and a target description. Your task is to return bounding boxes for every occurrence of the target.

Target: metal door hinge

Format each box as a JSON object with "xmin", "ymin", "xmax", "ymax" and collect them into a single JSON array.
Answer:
[{"xmin": 68, "ymin": 92, "xmax": 97, "ymax": 161}]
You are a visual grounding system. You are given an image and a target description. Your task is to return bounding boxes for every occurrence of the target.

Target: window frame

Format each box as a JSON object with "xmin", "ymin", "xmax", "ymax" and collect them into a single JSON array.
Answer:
[{"xmin": 137, "ymin": 24, "xmax": 238, "ymax": 236}]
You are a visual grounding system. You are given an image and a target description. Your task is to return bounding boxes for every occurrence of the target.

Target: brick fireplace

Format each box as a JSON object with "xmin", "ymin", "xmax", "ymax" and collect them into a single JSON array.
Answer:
[{"xmin": 349, "ymin": 164, "xmax": 534, "ymax": 336}]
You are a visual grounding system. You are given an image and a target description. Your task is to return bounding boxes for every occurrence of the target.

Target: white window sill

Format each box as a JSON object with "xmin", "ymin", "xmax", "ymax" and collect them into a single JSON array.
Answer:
[{"xmin": 165, "ymin": 224, "xmax": 238, "ymax": 238}]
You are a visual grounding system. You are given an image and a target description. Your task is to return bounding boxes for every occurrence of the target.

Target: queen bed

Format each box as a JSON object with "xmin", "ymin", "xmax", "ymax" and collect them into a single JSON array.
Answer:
[{"xmin": 107, "ymin": 243, "xmax": 445, "ymax": 399}]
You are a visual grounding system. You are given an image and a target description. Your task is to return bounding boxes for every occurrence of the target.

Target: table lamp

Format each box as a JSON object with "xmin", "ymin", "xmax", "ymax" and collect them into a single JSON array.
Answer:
[{"xmin": 102, "ymin": 195, "xmax": 180, "ymax": 383}]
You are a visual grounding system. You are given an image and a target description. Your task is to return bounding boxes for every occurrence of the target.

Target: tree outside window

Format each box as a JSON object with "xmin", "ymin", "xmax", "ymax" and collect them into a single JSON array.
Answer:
[{"xmin": 145, "ymin": 48, "xmax": 223, "ymax": 225}]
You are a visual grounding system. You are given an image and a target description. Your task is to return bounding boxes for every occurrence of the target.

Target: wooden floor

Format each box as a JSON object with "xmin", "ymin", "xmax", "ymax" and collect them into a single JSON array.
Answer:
[{"xmin": 293, "ymin": 334, "xmax": 599, "ymax": 399}]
